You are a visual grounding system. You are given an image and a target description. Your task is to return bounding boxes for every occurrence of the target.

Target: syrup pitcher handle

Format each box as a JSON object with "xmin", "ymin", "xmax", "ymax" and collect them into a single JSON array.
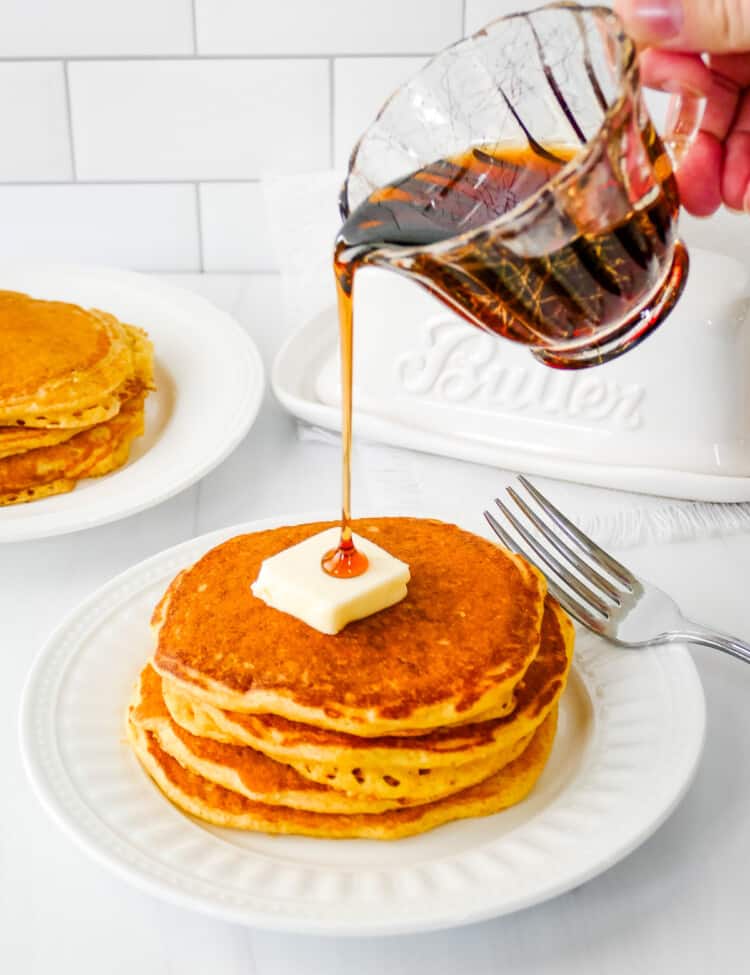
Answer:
[
  {"xmin": 662, "ymin": 88, "xmax": 706, "ymax": 166},
  {"xmin": 634, "ymin": 39, "xmax": 707, "ymax": 168}
]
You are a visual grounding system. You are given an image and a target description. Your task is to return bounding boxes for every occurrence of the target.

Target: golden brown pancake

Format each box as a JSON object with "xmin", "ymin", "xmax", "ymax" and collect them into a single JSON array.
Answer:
[
  {"xmin": 0, "ymin": 322, "xmax": 154, "ymax": 457},
  {"xmin": 0, "ymin": 290, "xmax": 135, "ymax": 428},
  {"xmin": 131, "ymin": 664, "xmax": 409, "ymax": 814},
  {"xmin": 131, "ymin": 664, "xmax": 533, "ymax": 812},
  {"xmin": 102, "ymin": 320, "xmax": 155, "ymax": 403},
  {"xmin": 0, "ymin": 423, "xmax": 84, "ymax": 461},
  {"xmin": 163, "ymin": 596, "xmax": 572, "ymax": 798},
  {"xmin": 0, "ymin": 427, "xmax": 90, "ymax": 460},
  {"xmin": 152, "ymin": 519, "xmax": 547, "ymax": 736},
  {"xmin": 127, "ymin": 707, "xmax": 557, "ymax": 840},
  {"xmin": 0, "ymin": 393, "xmax": 145, "ymax": 505},
  {"xmin": 0, "ymin": 477, "xmax": 78, "ymax": 505}
]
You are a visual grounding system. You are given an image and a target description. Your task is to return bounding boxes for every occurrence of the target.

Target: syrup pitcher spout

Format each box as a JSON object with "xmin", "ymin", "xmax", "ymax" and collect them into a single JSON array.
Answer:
[{"xmin": 337, "ymin": 2, "xmax": 701, "ymax": 370}]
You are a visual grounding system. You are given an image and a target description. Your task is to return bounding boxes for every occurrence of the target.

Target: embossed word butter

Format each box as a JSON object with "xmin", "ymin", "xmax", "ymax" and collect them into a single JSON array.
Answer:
[
  {"xmin": 397, "ymin": 323, "xmax": 644, "ymax": 429},
  {"xmin": 251, "ymin": 528, "xmax": 410, "ymax": 635}
]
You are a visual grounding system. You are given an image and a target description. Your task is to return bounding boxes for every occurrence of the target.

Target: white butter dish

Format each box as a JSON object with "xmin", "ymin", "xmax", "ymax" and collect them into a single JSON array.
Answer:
[{"xmin": 273, "ymin": 246, "xmax": 750, "ymax": 501}]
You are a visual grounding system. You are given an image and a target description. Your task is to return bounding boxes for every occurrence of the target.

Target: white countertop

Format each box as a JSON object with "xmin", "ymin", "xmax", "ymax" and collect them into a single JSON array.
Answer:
[{"xmin": 2, "ymin": 273, "xmax": 750, "ymax": 973}]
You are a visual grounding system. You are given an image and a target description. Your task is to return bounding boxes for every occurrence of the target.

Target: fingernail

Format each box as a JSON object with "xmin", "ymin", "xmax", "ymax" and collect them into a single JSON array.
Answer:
[{"xmin": 625, "ymin": 0, "xmax": 684, "ymax": 41}]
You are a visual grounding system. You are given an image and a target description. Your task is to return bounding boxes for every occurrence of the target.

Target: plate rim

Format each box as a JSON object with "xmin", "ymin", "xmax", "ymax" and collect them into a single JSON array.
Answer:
[
  {"xmin": 272, "ymin": 308, "xmax": 750, "ymax": 503},
  {"xmin": 20, "ymin": 511, "xmax": 706, "ymax": 935},
  {"xmin": 0, "ymin": 263, "xmax": 265, "ymax": 543}
]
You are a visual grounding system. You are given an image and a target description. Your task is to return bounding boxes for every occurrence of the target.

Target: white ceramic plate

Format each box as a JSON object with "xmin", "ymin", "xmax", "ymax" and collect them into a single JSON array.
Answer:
[
  {"xmin": 0, "ymin": 264, "xmax": 264, "ymax": 542},
  {"xmin": 272, "ymin": 309, "xmax": 750, "ymax": 503},
  {"xmin": 21, "ymin": 514, "xmax": 705, "ymax": 936}
]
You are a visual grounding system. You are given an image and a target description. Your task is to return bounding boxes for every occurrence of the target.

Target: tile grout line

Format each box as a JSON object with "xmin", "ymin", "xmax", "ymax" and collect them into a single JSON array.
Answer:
[
  {"xmin": 62, "ymin": 60, "xmax": 77, "ymax": 180},
  {"xmin": 0, "ymin": 52, "xmax": 434, "ymax": 63},
  {"xmin": 328, "ymin": 57, "xmax": 335, "ymax": 169},
  {"xmin": 156, "ymin": 268, "xmax": 279, "ymax": 276},
  {"xmin": 194, "ymin": 182, "xmax": 205, "ymax": 272},
  {"xmin": 462, "ymin": 0, "xmax": 468, "ymax": 36},
  {"xmin": 190, "ymin": 0, "xmax": 199, "ymax": 55},
  {"xmin": 109, "ymin": 265, "xmax": 257, "ymax": 274},
  {"xmin": 0, "ymin": 178, "xmax": 265, "ymax": 187}
]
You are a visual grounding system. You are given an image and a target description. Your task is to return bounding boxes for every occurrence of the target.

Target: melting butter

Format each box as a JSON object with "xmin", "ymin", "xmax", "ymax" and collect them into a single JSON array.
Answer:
[{"xmin": 251, "ymin": 527, "xmax": 410, "ymax": 634}]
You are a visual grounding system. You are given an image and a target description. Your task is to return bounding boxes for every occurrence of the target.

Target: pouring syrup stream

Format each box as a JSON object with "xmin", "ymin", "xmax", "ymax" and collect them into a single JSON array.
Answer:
[{"xmin": 321, "ymin": 264, "xmax": 369, "ymax": 578}]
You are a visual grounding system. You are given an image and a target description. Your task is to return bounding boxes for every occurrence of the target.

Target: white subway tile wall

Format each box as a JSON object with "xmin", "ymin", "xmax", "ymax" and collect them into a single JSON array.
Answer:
[
  {"xmin": 465, "ymin": 0, "xmax": 530, "ymax": 34},
  {"xmin": 68, "ymin": 60, "xmax": 330, "ymax": 180},
  {"xmin": 0, "ymin": 63, "xmax": 71, "ymax": 180},
  {"xmin": 196, "ymin": 0, "xmax": 462, "ymax": 55},
  {"xmin": 333, "ymin": 57, "xmax": 426, "ymax": 170},
  {"xmin": 200, "ymin": 183, "xmax": 275, "ymax": 272},
  {"xmin": 466, "ymin": 0, "xmax": 600, "ymax": 31},
  {"xmin": 0, "ymin": 185, "xmax": 199, "ymax": 269},
  {"xmin": 0, "ymin": 0, "xmax": 194, "ymax": 56},
  {"xmin": 0, "ymin": 0, "xmax": 633, "ymax": 273}
]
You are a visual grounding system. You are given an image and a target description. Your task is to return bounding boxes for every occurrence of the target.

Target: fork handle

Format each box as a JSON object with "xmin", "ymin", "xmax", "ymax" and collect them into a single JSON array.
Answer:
[{"xmin": 666, "ymin": 625, "xmax": 750, "ymax": 666}]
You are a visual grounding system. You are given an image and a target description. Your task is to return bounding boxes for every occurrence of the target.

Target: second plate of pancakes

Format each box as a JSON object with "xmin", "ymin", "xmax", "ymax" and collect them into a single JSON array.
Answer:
[
  {"xmin": 20, "ymin": 512, "xmax": 705, "ymax": 935},
  {"xmin": 0, "ymin": 263, "xmax": 264, "ymax": 542}
]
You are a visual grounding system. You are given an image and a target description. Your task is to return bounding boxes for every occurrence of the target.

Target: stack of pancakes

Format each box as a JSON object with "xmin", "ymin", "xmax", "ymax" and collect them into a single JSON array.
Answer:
[
  {"xmin": 128, "ymin": 518, "xmax": 574, "ymax": 840},
  {"xmin": 0, "ymin": 290, "xmax": 154, "ymax": 505}
]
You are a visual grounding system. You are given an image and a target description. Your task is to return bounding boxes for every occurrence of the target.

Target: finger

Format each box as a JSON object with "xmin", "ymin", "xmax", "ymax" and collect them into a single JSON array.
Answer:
[
  {"xmin": 708, "ymin": 53, "xmax": 750, "ymax": 88},
  {"xmin": 698, "ymin": 66, "xmax": 742, "ymax": 142},
  {"xmin": 674, "ymin": 131, "xmax": 723, "ymax": 215},
  {"xmin": 639, "ymin": 49, "xmax": 712, "ymax": 96},
  {"xmin": 721, "ymin": 88, "xmax": 750, "ymax": 210},
  {"xmin": 642, "ymin": 50, "xmax": 740, "ymax": 176},
  {"xmin": 614, "ymin": 0, "xmax": 750, "ymax": 53}
]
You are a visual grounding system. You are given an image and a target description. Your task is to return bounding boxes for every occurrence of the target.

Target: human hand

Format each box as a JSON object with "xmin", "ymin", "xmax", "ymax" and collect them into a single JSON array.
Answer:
[{"xmin": 614, "ymin": 0, "xmax": 750, "ymax": 216}]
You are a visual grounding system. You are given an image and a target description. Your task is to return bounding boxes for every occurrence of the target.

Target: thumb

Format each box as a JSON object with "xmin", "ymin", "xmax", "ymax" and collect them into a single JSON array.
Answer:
[{"xmin": 614, "ymin": 0, "xmax": 750, "ymax": 53}]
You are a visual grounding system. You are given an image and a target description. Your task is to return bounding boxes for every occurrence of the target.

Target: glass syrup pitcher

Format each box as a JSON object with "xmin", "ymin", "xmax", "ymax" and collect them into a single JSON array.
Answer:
[{"xmin": 335, "ymin": 2, "xmax": 704, "ymax": 370}]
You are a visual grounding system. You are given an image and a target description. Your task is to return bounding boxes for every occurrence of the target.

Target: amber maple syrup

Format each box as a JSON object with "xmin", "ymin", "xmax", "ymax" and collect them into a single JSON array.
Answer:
[
  {"xmin": 324, "ymin": 138, "xmax": 680, "ymax": 576},
  {"xmin": 321, "ymin": 270, "xmax": 369, "ymax": 578}
]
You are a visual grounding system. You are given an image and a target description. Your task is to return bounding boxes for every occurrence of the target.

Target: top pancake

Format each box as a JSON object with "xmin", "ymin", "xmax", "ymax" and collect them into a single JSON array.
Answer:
[
  {"xmin": 152, "ymin": 518, "xmax": 547, "ymax": 736},
  {"xmin": 0, "ymin": 290, "xmax": 134, "ymax": 427},
  {"xmin": 162, "ymin": 595, "xmax": 574, "ymax": 774}
]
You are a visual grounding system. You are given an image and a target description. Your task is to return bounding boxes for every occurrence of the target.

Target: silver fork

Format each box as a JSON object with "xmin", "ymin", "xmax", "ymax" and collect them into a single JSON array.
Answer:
[{"xmin": 484, "ymin": 475, "xmax": 750, "ymax": 664}]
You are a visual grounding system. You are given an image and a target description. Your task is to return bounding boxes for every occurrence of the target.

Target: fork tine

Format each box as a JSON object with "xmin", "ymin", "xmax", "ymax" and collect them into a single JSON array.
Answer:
[
  {"xmin": 517, "ymin": 474, "xmax": 636, "ymax": 589},
  {"xmin": 506, "ymin": 486, "xmax": 622, "ymax": 603},
  {"xmin": 494, "ymin": 499, "xmax": 611, "ymax": 617},
  {"xmin": 483, "ymin": 510, "xmax": 604, "ymax": 631},
  {"xmin": 483, "ymin": 509, "xmax": 522, "ymax": 554},
  {"xmin": 538, "ymin": 576, "xmax": 606, "ymax": 632}
]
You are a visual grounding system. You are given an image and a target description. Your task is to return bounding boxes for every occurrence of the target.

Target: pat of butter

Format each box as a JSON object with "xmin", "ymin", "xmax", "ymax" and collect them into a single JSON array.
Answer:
[{"xmin": 251, "ymin": 527, "xmax": 410, "ymax": 635}]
